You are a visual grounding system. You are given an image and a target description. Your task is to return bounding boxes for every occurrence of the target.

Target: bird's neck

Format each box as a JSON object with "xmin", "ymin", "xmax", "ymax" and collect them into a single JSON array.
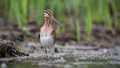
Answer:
[{"xmin": 44, "ymin": 17, "xmax": 51, "ymax": 25}]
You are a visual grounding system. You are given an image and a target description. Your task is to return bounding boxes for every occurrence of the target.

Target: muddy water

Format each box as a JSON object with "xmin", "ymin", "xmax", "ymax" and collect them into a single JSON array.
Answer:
[{"xmin": 1, "ymin": 47, "xmax": 120, "ymax": 68}]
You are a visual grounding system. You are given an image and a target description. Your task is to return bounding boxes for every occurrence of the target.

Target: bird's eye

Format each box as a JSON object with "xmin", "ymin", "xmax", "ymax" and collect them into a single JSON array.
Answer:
[{"xmin": 44, "ymin": 13, "xmax": 49, "ymax": 17}]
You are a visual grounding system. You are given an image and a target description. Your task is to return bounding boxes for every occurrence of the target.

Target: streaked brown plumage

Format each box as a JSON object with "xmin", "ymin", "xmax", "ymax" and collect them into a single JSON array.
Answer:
[{"xmin": 40, "ymin": 10, "xmax": 56, "ymax": 53}]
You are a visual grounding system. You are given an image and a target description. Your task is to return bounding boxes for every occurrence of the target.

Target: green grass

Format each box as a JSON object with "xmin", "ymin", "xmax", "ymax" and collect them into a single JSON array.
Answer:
[
  {"xmin": 0, "ymin": 0, "xmax": 119, "ymax": 40},
  {"xmin": 76, "ymin": 20, "xmax": 80, "ymax": 41},
  {"xmin": 110, "ymin": 0, "xmax": 119, "ymax": 30}
]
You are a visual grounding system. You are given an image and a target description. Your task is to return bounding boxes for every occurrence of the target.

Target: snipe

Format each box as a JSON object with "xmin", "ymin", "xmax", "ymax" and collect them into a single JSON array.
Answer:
[{"xmin": 40, "ymin": 10, "xmax": 56, "ymax": 53}]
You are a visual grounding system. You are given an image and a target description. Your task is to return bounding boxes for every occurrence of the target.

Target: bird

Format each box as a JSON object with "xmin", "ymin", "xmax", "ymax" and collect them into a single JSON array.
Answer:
[{"xmin": 39, "ymin": 10, "xmax": 56, "ymax": 53}]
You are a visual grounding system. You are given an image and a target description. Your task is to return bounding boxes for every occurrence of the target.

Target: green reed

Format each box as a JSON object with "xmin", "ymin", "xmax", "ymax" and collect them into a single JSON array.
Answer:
[{"xmin": 0, "ymin": 0, "xmax": 119, "ymax": 40}]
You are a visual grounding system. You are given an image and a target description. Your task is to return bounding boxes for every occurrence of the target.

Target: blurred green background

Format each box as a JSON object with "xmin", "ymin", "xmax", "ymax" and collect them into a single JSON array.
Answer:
[{"xmin": 0, "ymin": 0, "xmax": 120, "ymax": 41}]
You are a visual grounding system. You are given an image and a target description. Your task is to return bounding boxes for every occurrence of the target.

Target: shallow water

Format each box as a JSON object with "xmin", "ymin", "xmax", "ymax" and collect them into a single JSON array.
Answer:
[
  {"xmin": 1, "ymin": 61, "xmax": 120, "ymax": 68},
  {"xmin": 1, "ymin": 47, "xmax": 120, "ymax": 68}
]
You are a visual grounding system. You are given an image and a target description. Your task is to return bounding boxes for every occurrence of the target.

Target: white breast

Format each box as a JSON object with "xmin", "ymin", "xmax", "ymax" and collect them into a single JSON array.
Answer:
[{"xmin": 40, "ymin": 33, "xmax": 54, "ymax": 47}]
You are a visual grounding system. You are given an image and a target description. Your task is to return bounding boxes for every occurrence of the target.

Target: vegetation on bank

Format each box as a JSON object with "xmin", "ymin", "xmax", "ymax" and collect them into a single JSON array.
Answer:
[{"xmin": 0, "ymin": 0, "xmax": 120, "ymax": 40}]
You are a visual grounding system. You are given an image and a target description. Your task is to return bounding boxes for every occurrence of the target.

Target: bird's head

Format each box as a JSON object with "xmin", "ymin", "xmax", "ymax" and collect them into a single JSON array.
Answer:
[{"xmin": 44, "ymin": 10, "xmax": 51, "ymax": 18}]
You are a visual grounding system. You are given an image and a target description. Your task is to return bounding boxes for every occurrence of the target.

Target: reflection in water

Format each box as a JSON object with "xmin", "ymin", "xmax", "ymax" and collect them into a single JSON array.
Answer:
[
  {"xmin": 1, "ymin": 48, "xmax": 120, "ymax": 68},
  {"xmin": 0, "ymin": 61, "xmax": 120, "ymax": 68}
]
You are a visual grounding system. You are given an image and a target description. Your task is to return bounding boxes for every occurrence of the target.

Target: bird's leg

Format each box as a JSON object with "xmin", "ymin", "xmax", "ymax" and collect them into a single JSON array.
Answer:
[
  {"xmin": 41, "ymin": 46, "xmax": 54, "ymax": 54},
  {"xmin": 40, "ymin": 46, "xmax": 46, "ymax": 54},
  {"xmin": 48, "ymin": 46, "xmax": 55, "ymax": 54}
]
